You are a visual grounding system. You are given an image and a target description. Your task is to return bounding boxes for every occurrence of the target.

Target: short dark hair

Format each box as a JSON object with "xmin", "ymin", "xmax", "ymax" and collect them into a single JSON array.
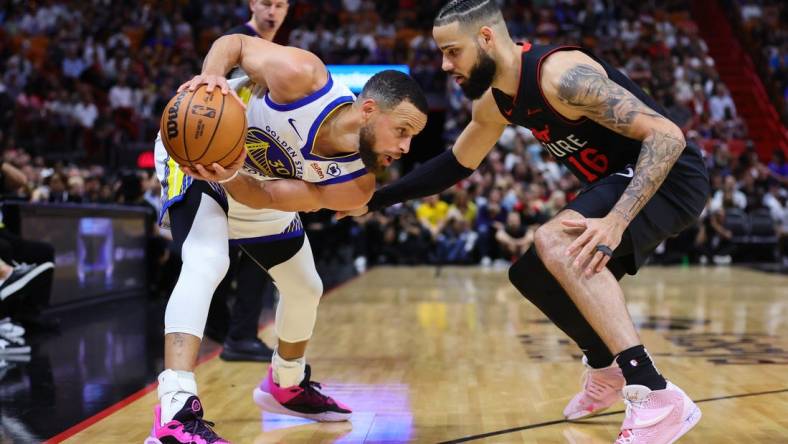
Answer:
[
  {"xmin": 434, "ymin": 0, "xmax": 504, "ymax": 28},
  {"xmin": 359, "ymin": 70, "xmax": 429, "ymax": 115}
]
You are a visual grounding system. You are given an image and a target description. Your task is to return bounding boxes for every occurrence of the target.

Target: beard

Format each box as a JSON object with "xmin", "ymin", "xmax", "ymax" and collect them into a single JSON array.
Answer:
[
  {"xmin": 458, "ymin": 47, "xmax": 497, "ymax": 100},
  {"xmin": 358, "ymin": 124, "xmax": 383, "ymax": 174}
]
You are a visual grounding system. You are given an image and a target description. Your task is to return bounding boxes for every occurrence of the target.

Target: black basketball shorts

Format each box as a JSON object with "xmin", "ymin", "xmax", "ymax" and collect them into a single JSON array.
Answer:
[{"xmin": 564, "ymin": 155, "xmax": 709, "ymax": 275}]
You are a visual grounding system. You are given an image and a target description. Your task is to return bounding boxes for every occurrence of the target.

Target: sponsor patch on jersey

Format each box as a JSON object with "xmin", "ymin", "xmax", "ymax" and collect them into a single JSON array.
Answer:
[{"xmin": 327, "ymin": 163, "xmax": 341, "ymax": 177}]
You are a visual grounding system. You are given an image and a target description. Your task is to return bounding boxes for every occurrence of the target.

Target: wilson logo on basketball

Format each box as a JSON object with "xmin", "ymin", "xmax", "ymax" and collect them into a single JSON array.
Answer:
[{"xmin": 165, "ymin": 90, "xmax": 188, "ymax": 139}]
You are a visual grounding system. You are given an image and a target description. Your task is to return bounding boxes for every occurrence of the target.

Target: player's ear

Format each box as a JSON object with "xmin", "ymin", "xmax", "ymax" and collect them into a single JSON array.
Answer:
[
  {"xmin": 478, "ymin": 26, "xmax": 494, "ymax": 49},
  {"xmin": 360, "ymin": 98, "xmax": 379, "ymax": 120}
]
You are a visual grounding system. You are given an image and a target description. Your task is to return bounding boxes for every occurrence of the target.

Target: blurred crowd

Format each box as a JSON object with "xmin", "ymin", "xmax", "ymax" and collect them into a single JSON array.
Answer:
[
  {"xmin": 735, "ymin": 0, "xmax": 788, "ymax": 123},
  {"xmin": 0, "ymin": 0, "xmax": 786, "ymax": 271}
]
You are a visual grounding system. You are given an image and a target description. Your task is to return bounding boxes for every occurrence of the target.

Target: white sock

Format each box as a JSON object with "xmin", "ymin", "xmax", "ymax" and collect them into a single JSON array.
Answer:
[
  {"xmin": 158, "ymin": 369, "xmax": 198, "ymax": 425},
  {"xmin": 272, "ymin": 349, "xmax": 305, "ymax": 388}
]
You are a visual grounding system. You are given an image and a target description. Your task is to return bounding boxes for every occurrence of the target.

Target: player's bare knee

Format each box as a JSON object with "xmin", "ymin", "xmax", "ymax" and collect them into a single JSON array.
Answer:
[{"xmin": 534, "ymin": 224, "xmax": 564, "ymax": 267}]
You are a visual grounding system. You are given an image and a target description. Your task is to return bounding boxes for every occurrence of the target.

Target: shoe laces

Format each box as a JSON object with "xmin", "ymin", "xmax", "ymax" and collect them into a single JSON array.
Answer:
[
  {"xmin": 182, "ymin": 416, "xmax": 221, "ymax": 442},
  {"xmin": 11, "ymin": 262, "xmax": 34, "ymax": 274},
  {"xmin": 299, "ymin": 374, "xmax": 334, "ymax": 405},
  {"xmin": 621, "ymin": 397, "xmax": 648, "ymax": 430}
]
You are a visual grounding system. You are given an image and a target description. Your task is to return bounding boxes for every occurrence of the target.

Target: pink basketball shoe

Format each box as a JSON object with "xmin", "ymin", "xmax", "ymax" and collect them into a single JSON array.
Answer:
[
  {"xmin": 144, "ymin": 396, "xmax": 230, "ymax": 444},
  {"xmin": 615, "ymin": 382, "xmax": 701, "ymax": 444},
  {"xmin": 253, "ymin": 364, "xmax": 352, "ymax": 422},
  {"xmin": 563, "ymin": 357, "xmax": 625, "ymax": 420}
]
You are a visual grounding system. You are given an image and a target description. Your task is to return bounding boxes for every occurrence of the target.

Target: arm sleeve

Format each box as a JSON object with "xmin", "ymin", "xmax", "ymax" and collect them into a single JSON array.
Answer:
[{"xmin": 367, "ymin": 149, "xmax": 475, "ymax": 212}]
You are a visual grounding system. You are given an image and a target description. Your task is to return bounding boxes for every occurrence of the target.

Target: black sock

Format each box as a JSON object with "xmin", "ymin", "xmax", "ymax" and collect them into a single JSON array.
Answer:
[{"xmin": 616, "ymin": 345, "xmax": 667, "ymax": 390}]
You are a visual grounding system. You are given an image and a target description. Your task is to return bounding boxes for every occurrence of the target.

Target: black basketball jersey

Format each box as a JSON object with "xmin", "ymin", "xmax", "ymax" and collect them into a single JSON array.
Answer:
[{"xmin": 491, "ymin": 44, "xmax": 705, "ymax": 190}]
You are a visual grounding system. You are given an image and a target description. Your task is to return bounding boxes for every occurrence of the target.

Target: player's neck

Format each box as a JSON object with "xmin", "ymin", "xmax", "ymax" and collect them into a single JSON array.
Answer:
[
  {"xmin": 311, "ymin": 103, "xmax": 358, "ymax": 157},
  {"xmin": 247, "ymin": 19, "xmax": 275, "ymax": 41},
  {"xmin": 491, "ymin": 42, "xmax": 523, "ymax": 97}
]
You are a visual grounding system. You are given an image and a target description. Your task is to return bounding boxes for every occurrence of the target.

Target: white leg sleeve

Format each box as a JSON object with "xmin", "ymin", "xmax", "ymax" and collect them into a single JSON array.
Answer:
[
  {"xmin": 267, "ymin": 236, "xmax": 323, "ymax": 343},
  {"xmin": 164, "ymin": 194, "xmax": 230, "ymax": 338}
]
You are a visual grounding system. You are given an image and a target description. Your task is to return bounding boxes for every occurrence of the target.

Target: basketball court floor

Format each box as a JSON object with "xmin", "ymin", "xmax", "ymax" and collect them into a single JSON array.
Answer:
[{"xmin": 52, "ymin": 266, "xmax": 788, "ymax": 443}]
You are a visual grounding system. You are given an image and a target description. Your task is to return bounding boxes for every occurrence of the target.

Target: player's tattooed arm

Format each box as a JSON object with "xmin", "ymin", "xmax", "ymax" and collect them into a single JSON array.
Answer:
[{"xmin": 555, "ymin": 63, "xmax": 686, "ymax": 223}]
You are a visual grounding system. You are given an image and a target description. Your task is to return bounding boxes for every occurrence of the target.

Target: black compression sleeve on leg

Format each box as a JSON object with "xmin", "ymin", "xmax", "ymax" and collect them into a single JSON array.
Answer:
[
  {"xmin": 509, "ymin": 248, "xmax": 615, "ymax": 368},
  {"xmin": 366, "ymin": 149, "xmax": 474, "ymax": 212}
]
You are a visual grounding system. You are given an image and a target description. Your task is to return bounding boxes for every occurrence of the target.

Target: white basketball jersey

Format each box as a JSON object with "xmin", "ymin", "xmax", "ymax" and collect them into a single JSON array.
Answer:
[{"xmin": 228, "ymin": 74, "xmax": 367, "ymax": 185}]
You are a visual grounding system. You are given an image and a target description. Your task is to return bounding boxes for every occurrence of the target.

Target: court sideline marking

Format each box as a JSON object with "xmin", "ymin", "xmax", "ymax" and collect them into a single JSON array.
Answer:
[{"xmin": 438, "ymin": 387, "xmax": 788, "ymax": 443}]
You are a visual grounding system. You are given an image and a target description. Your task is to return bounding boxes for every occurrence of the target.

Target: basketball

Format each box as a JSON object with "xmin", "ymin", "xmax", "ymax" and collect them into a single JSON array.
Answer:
[{"xmin": 159, "ymin": 85, "xmax": 247, "ymax": 168}]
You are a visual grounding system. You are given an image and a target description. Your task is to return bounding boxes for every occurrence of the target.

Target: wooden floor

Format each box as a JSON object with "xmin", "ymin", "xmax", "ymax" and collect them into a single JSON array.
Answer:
[{"xmin": 66, "ymin": 266, "xmax": 788, "ymax": 443}]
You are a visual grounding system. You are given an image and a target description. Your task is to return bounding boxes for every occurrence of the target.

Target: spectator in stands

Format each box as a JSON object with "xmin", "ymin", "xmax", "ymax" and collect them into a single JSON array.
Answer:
[
  {"xmin": 708, "ymin": 84, "xmax": 738, "ymax": 123},
  {"xmin": 707, "ymin": 200, "xmax": 736, "ymax": 263},
  {"xmin": 711, "ymin": 175, "xmax": 748, "ymax": 212},
  {"xmin": 448, "ymin": 189, "xmax": 477, "ymax": 225},
  {"xmin": 0, "ymin": 160, "xmax": 56, "ymax": 332},
  {"xmin": 763, "ymin": 181, "xmax": 785, "ymax": 223},
  {"xmin": 769, "ymin": 149, "xmax": 788, "ymax": 185},
  {"xmin": 397, "ymin": 210, "xmax": 435, "ymax": 264},
  {"xmin": 436, "ymin": 215, "xmax": 477, "ymax": 264},
  {"xmin": 416, "ymin": 194, "xmax": 449, "ymax": 239},
  {"xmin": 495, "ymin": 212, "xmax": 535, "ymax": 262},
  {"xmin": 475, "ymin": 188, "xmax": 507, "ymax": 264},
  {"xmin": 0, "ymin": 0, "xmax": 783, "ymax": 271}
]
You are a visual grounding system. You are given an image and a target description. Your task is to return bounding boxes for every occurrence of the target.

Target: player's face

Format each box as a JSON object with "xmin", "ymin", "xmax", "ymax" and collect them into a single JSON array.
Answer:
[
  {"xmin": 359, "ymin": 101, "xmax": 428, "ymax": 173},
  {"xmin": 251, "ymin": 0, "xmax": 289, "ymax": 35},
  {"xmin": 434, "ymin": 23, "xmax": 498, "ymax": 100}
]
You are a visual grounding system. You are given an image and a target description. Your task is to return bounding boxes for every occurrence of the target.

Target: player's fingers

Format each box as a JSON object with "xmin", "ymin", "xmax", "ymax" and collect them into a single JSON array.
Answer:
[
  {"xmin": 211, "ymin": 163, "xmax": 226, "ymax": 175},
  {"xmin": 205, "ymin": 78, "xmax": 217, "ymax": 93},
  {"xmin": 187, "ymin": 76, "xmax": 203, "ymax": 91},
  {"xmin": 595, "ymin": 254, "xmax": 612, "ymax": 274},
  {"xmin": 227, "ymin": 150, "xmax": 246, "ymax": 170},
  {"xmin": 575, "ymin": 234, "xmax": 599, "ymax": 268},
  {"xmin": 234, "ymin": 148, "xmax": 247, "ymax": 163},
  {"xmin": 561, "ymin": 219, "xmax": 587, "ymax": 228},
  {"xmin": 586, "ymin": 251, "xmax": 605, "ymax": 277},
  {"xmin": 335, "ymin": 211, "xmax": 348, "ymax": 220},
  {"xmin": 177, "ymin": 80, "xmax": 191, "ymax": 92},
  {"xmin": 566, "ymin": 229, "xmax": 592, "ymax": 257},
  {"xmin": 217, "ymin": 78, "xmax": 229, "ymax": 95},
  {"xmin": 194, "ymin": 163, "xmax": 214, "ymax": 179},
  {"xmin": 562, "ymin": 224, "xmax": 586, "ymax": 234},
  {"xmin": 181, "ymin": 166, "xmax": 194, "ymax": 176}
]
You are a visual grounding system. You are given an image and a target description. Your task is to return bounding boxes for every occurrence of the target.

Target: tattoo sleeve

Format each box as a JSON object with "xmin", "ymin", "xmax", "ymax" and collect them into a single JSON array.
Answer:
[{"xmin": 557, "ymin": 63, "xmax": 685, "ymax": 222}]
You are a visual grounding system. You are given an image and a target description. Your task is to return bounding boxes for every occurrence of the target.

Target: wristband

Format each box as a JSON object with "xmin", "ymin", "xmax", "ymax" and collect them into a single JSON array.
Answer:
[{"xmin": 217, "ymin": 170, "xmax": 239, "ymax": 184}]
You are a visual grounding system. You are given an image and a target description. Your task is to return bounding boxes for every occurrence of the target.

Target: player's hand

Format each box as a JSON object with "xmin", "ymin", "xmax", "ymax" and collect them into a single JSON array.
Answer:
[
  {"xmin": 177, "ymin": 75, "xmax": 245, "ymax": 109},
  {"xmin": 562, "ymin": 214, "xmax": 627, "ymax": 277},
  {"xmin": 336, "ymin": 206, "xmax": 369, "ymax": 220},
  {"xmin": 182, "ymin": 149, "xmax": 246, "ymax": 183}
]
